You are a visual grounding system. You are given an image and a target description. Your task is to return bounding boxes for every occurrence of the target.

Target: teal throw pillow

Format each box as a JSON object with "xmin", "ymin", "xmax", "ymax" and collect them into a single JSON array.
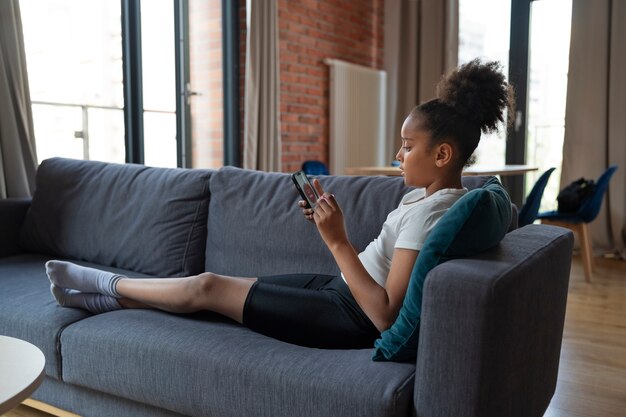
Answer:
[{"xmin": 372, "ymin": 177, "xmax": 512, "ymax": 362}]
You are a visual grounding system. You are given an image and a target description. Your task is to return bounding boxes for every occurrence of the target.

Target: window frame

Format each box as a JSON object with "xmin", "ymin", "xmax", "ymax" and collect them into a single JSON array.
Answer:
[{"xmin": 504, "ymin": 0, "xmax": 534, "ymax": 206}]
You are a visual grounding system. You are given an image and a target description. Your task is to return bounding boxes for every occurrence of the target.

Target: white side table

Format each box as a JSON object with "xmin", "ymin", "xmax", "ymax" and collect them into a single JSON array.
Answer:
[{"xmin": 0, "ymin": 335, "xmax": 46, "ymax": 415}]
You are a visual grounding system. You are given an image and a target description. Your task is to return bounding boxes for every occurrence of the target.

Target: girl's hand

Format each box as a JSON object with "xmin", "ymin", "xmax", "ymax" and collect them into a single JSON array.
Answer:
[
  {"xmin": 311, "ymin": 179, "xmax": 349, "ymax": 249},
  {"xmin": 298, "ymin": 200, "xmax": 315, "ymax": 223}
]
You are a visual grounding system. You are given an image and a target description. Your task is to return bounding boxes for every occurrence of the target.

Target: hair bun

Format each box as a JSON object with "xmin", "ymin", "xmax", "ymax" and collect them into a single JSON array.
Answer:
[{"xmin": 437, "ymin": 59, "xmax": 513, "ymax": 134}]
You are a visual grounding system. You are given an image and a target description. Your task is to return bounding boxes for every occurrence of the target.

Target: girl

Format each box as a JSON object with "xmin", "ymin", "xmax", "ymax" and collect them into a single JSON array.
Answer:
[{"xmin": 46, "ymin": 59, "xmax": 513, "ymax": 349}]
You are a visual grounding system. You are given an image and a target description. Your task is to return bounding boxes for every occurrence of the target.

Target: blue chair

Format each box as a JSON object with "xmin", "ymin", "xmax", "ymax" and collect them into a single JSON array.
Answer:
[
  {"xmin": 518, "ymin": 167, "xmax": 556, "ymax": 227},
  {"xmin": 302, "ymin": 160, "xmax": 329, "ymax": 175},
  {"xmin": 538, "ymin": 165, "xmax": 618, "ymax": 282}
]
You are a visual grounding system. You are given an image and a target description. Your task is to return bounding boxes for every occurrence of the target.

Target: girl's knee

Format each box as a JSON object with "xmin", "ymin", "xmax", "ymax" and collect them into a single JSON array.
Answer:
[
  {"xmin": 188, "ymin": 272, "xmax": 250, "ymax": 322},
  {"xmin": 195, "ymin": 272, "xmax": 219, "ymax": 297}
]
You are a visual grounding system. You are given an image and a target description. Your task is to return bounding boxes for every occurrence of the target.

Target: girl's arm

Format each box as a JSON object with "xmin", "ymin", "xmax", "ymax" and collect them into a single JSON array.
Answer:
[{"xmin": 311, "ymin": 180, "xmax": 417, "ymax": 332}]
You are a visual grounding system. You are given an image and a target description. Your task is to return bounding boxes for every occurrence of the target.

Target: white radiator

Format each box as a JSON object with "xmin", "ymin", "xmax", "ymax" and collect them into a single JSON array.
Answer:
[{"xmin": 325, "ymin": 59, "xmax": 387, "ymax": 175}]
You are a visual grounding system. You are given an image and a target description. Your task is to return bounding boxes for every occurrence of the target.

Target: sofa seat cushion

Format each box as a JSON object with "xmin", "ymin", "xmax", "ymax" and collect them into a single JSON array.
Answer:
[
  {"xmin": 19, "ymin": 158, "xmax": 213, "ymax": 277},
  {"xmin": 0, "ymin": 254, "xmax": 89, "ymax": 379},
  {"xmin": 60, "ymin": 310, "xmax": 416, "ymax": 417},
  {"xmin": 0, "ymin": 254, "xmax": 153, "ymax": 379}
]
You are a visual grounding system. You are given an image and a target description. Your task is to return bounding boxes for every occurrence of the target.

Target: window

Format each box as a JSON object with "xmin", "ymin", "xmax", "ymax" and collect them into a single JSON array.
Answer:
[
  {"xmin": 525, "ymin": 0, "xmax": 572, "ymax": 211},
  {"xmin": 21, "ymin": 0, "xmax": 125, "ymax": 164},
  {"xmin": 458, "ymin": 0, "xmax": 511, "ymax": 167},
  {"xmin": 459, "ymin": 0, "xmax": 572, "ymax": 206},
  {"xmin": 141, "ymin": 0, "xmax": 177, "ymax": 168},
  {"xmin": 20, "ymin": 0, "xmax": 230, "ymax": 169}
]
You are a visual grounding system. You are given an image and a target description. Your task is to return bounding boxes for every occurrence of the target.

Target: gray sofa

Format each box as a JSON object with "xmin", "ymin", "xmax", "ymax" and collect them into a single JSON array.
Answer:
[{"xmin": 0, "ymin": 157, "xmax": 573, "ymax": 417}]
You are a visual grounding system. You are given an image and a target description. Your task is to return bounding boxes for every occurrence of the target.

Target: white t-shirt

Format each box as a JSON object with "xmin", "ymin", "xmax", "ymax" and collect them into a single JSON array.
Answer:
[{"xmin": 344, "ymin": 187, "xmax": 468, "ymax": 287}]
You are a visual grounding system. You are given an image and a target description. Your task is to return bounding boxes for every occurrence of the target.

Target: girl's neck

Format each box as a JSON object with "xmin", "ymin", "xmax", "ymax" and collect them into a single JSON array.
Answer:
[{"xmin": 424, "ymin": 176, "xmax": 463, "ymax": 198}]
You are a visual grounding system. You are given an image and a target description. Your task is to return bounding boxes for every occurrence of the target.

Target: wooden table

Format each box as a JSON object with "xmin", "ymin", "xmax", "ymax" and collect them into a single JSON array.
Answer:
[
  {"xmin": 0, "ymin": 335, "xmax": 46, "ymax": 415},
  {"xmin": 344, "ymin": 164, "xmax": 538, "ymax": 177}
]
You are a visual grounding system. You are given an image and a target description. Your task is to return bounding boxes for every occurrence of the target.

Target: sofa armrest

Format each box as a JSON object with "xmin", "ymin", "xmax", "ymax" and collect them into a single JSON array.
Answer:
[
  {"xmin": 0, "ymin": 198, "xmax": 31, "ymax": 258},
  {"xmin": 413, "ymin": 225, "xmax": 573, "ymax": 417}
]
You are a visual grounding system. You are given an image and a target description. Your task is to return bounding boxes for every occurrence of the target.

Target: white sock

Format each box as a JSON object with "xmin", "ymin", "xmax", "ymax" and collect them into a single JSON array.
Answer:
[
  {"xmin": 51, "ymin": 284, "xmax": 122, "ymax": 314},
  {"xmin": 46, "ymin": 260, "xmax": 124, "ymax": 297}
]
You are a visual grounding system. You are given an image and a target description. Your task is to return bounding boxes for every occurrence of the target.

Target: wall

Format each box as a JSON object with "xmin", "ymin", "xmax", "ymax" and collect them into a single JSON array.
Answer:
[
  {"xmin": 189, "ymin": 0, "xmax": 224, "ymax": 169},
  {"xmin": 277, "ymin": 0, "xmax": 385, "ymax": 172}
]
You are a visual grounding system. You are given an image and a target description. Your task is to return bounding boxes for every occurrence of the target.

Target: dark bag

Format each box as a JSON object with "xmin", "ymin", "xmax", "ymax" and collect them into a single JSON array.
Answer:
[{"xmin": 557, "ymin": 178, "xmax": 595, "ymax": 213}]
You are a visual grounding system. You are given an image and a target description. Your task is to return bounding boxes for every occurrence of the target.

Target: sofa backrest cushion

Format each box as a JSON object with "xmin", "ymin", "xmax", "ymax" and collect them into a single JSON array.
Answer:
[
  {"xmin": 205, "ymin": 168, "xmax": 499, "ymax": 278},
  {"xmin": 372, "ymin": 176, "xmax": 512, "ymax": 362},
  {"xmin": 19, "ymin": 158, "xmax": 212, "ymax": 277},
  {"xmin": 205, "ymin": 167, "xmax": 413, "ymax": 276}
]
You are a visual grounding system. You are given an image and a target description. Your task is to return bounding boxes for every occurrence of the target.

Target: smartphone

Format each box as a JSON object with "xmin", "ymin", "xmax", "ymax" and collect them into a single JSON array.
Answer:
[{"xmin": 291, "ymin": 170, "xmax": 320, "ymax": 209}]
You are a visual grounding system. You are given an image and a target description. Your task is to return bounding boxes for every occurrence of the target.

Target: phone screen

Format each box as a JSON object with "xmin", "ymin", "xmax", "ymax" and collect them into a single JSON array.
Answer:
[{"xmin": 291, "ymin": 171, "xmax": 320, "ymax": 209}]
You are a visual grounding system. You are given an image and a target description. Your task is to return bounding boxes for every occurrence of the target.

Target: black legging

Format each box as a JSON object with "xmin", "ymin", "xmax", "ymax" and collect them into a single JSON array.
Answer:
[{"xmin": 242, "ymin": 274, "xmax": 380, "ymax": 349}]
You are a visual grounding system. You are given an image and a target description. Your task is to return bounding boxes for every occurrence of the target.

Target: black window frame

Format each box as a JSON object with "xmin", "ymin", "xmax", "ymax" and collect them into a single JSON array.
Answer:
[
  {"xmin": 222, "ymin": 0, "xmax": 241, "ymax": 167},
  {"xmin": 174, "ymin": 0, "xmax": 192, "ymax": 168},
  {"xmin": 504, "ymin": 0, "xmax": 535, "ymax": 206},
  {"xmin": 121, "ymin": 0, "xmax": 241, "ymax": 168},
  {"xmin": 121, "ymin": 0, "xmax": 144, "ymax": 165}
]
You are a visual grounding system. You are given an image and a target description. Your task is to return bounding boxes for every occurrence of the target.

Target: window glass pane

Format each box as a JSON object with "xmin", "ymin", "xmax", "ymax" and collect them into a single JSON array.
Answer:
[
  {"xmin": 525, "ymin": 0, "xmax": 572, "ymax": 213},
  {"xmin": 141, "ymin": 1, "xmax": 176, "ymax": 112},
  {"xmin": 88, "ymin": 108, "xmax": 126, "ymax": 164},
  {"xmin": 20, "ymin": 0, "xmax": 124, "ymax": 163},
  {"xmin": 458, "ymin": 0, "xmax": 511, "ymax": 166},
  {"xmin": 31, "ymin": 104, "xmax": 83, "ymax": 161},
  {"xmin": 141, "ymin": 0, "xmax": 176, "ymax": 167},
  {"xmin": 144, "ymin": 111, "xmax": 177, "ymax": 168}
]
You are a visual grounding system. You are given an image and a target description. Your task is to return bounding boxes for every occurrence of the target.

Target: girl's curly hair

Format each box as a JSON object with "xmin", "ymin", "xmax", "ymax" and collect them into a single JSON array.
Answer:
[{"xmin": 409, "ymin": 59, "xmax": 515, "ymax": 168}]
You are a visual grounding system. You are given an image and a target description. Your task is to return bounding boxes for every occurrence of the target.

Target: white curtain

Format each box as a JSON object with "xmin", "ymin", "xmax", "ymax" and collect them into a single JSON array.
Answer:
[
  {"xmin": 384, "ymin": 0, "xmax": 458, "ymax": 163},
  {"xmin": 0, "ymin": 0, "xmax": 38, "ymax": 198},
  {"xmin": 561, "ymin": 0, "xmax": 626, "ymax": 255},
  {"xmin": 243, "ymin": 0, "xmax": 281, "ymax": 172}
]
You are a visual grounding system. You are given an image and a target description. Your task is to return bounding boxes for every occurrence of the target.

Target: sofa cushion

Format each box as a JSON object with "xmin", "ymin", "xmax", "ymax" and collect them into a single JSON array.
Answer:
[
  {"xmin": 19, "ymin": 158, "xmax": 212, "ymax": 277},
  {"xmin": 59, "ymin": 309, "xmax": 416, "ymax": 417},
  {"xmin": 373, "ymin": 177, "xmax": 512, "ymax": 362},
  {"xmin": 0, "ymin": 254, "xmax": 89, "ymax": 379},
  {"xmin": 0, "ymin": 254, "xmax": 152, "ymax": 379},
  {"xmin": 205, "ymin": 167, "xmax": 412, "ymax": 276},
  {"xmin": 205, "ymin": 169, "xmax": 502, "ymax": 278}
]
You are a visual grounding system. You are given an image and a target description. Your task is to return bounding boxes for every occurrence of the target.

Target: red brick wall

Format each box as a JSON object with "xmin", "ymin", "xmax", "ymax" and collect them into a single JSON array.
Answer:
[
  {"xmin": 277, "ymin": 0, "xmax": 384, "ymax": 172},
  {"xmin": 189, "ymin": 0, "xmax": 224, "ymax": 169}
]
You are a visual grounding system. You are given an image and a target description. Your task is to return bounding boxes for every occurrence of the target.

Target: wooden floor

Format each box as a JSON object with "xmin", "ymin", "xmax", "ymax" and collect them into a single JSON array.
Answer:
[
  {"xmin": 3, "ymin": 405, "xmax": 52, "ymax": 417},
  {"xmin": 544, "ymin": 255, "xmax": 626, "ymax": 417},
  {"xmin": 4, "ymin": 256, "xmax": 626, "ymax": 417}
]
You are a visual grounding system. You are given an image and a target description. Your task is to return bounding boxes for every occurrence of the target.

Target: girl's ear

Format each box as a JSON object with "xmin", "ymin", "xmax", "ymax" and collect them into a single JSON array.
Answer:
[{"xmin": 435, "ymin": 142, "xmax": 453, "ymax": 167}]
